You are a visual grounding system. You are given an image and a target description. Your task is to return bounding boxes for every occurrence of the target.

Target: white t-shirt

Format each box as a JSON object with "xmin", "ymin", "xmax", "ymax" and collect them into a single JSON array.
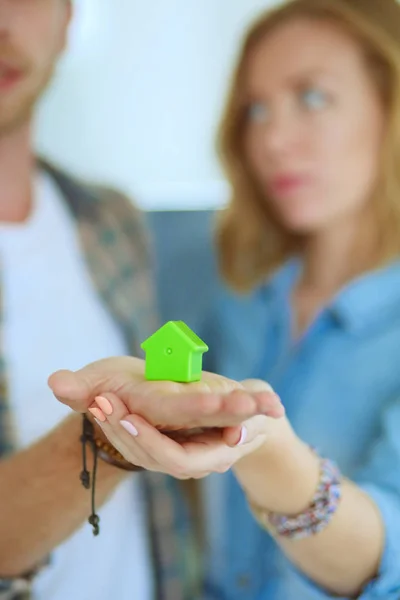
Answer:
[{"xmin": 0, "ymin": 171, "xmax": 153, "ymax": 600}]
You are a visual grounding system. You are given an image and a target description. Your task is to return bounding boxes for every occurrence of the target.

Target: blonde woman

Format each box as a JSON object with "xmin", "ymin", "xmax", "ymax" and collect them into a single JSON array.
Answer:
[{"xmin": 52, "ymin": 0, "xmax": 400, "ymax": 598}]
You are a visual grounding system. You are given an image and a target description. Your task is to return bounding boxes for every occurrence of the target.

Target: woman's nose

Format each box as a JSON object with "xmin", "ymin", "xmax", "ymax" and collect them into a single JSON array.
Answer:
[{"xmin": 261, "ymin": 111, "xmax": 299, "ymax": 158}]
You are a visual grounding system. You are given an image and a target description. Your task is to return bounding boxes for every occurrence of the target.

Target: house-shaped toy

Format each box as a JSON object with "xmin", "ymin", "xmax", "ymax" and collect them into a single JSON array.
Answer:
[{"xmin": 141, "ymin": 320, "xmax": 209, "ymax": 382}]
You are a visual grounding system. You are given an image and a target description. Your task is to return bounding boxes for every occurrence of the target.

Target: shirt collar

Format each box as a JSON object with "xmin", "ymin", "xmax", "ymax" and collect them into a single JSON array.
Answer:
[
  {"xmin": 259, "ymin": 257, "xmax": 400, "ymax": 334},
  {"xmin": 331, "ymin": 260, "xmax": 400, "ymax": 332}
]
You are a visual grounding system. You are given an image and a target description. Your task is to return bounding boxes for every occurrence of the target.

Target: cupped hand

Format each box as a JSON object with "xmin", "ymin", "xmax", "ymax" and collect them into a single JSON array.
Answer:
[
  {"xmin": 90, "ymin": 388, "xmax": 284, "ymax": 479},
  {"xmin": 48, "ymin": 356, "xmax": 284, "ymax": 432}
]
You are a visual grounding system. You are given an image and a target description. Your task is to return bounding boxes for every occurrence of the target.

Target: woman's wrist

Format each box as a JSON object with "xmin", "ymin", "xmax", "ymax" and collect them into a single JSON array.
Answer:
[{"xmin": 234, "ymin": 421, "xmax": 320, "ymax": 515}]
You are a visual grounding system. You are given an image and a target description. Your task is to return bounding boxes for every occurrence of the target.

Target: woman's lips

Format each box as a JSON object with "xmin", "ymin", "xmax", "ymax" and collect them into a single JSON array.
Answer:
[{"xmin": 268, "ymin": 174, "xmax": 312, "ymax": 196}]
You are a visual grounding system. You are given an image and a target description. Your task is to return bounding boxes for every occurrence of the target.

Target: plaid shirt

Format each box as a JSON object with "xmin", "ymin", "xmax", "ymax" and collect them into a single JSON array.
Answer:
[{"xmin": 0, "ymin": 160, "xmax": 201, "ymax": 600}]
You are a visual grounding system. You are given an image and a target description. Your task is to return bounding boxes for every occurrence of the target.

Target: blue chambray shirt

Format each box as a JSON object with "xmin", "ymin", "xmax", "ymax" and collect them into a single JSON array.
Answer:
[{"xmin": 198, "ymin": 258, "xmax": 400, "ymax": 600}]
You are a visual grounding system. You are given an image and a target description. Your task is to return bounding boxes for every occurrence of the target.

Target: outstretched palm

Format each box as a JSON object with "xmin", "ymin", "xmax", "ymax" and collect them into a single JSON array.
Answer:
[{"xmin": 48, "ymin": 356, "xmax": 283, "ymax": 431}]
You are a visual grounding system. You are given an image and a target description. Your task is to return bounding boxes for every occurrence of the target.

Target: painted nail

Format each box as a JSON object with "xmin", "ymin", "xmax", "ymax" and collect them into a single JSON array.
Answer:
[
  {"xmin": 95, "ymin": 395, "xmax": 113, "ymax": 416},
  {"xmin": 236, "ymin": 425, "xmax": 247, "ymax": 446},
  {"xmin": 88, "ymin": 407, "xmax": 106, "ymax": 422},
  {"xmin": 120, "ymin": 420, "xmax": 139, "ymax": 437}
]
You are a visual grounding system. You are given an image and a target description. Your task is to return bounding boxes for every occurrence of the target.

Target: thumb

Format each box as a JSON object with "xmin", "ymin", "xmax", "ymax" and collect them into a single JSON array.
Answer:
[
  {"xmin": 48, "ymin": 369, "xmax": 95, "ymax": 412},
  {"xmin": 222, "ymin": 415, "xmax": 269, "ymax": 448}
]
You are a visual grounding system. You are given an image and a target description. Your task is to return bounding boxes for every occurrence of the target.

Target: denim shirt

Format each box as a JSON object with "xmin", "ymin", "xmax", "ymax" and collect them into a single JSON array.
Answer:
[{"xmin": 200, "ymin": 258, "xmax": 400, "ymax": 600}]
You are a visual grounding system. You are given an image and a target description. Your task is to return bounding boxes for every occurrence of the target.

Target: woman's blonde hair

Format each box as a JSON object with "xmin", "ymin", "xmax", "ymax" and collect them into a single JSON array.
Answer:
[{"xmin": 216, "ymin": 0, "xmax": 400, "ymax": 292}]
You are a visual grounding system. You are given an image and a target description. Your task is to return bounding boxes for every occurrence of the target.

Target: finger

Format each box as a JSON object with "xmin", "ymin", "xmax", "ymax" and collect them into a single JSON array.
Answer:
[
  {"xmin": 240, "ymin": 379, "xmax": 274, "ymax": 392},
  {"xmin": 88, "ymin": 391, "xmax": 130, "ymax": 423},
  {"xmin": 220, "ymin": 388, "xmax": 282, "ymax": 418},
  {"xmin": 120, "ymin": 415, "xmax": 234, "ymax": 476},
  {"xmin": 126, "ymin": 391, "xmax": 259, "ymax": 429},
  {"xmin": 179, "ymin": 428, "xmax": 224, "ymax": 444},
  {"xmin": 187, "ymin": 425, "xmax": 245, "ymax": 447},
  {"xmin": 248, "ymin": 391, "xmax": 284, "ymax": 418},
  {"xmin": 94, "ymin": 417, "xmax": 154, "ymax": 469},
  {"xmin": 220, "ymin": 425, "xmax": 244, "ymax": 447},
  {"xmin": 111, "ymin": 388, "xmax": 280, "ymax": 431},
  {"xmin": 166, "ymin": 427, "xmax": 208, "ymax": 441},
  {"xmin": 117, "ymin": 414, "xmax": 196, "ymax": 475},
  {"xmin": 141, "ymin": 387, "xmax": 283, "ymax": 429},
  {"xmin": 182, "ymin": 424, "xmax": 248, "ymax": 448},
  {"xmin": 222, "ymin": 415, "xmax": 270, "ymax": 448},
  {"xmin": 92, "ymin": 394, "xmax": 162, "ymax": 469},
  {"xmin": 240, "ymin": 380, "xmax": 284, "ymax": 418}
]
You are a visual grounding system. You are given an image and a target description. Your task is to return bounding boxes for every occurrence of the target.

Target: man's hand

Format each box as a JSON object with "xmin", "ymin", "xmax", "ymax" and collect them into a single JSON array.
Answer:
[{"xmin": 48, "ymin": 356, "xmax": 283, "ymax": 431}]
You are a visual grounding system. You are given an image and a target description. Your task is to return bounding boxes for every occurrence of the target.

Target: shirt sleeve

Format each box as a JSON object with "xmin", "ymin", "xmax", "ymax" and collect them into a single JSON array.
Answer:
[
  {"xmin": 352, "ymin": 398, "xmax": 400, "ymax": 598},
  {"xmin": 284, "ymin": 398, "xmax": 400, "ymax": 599}
]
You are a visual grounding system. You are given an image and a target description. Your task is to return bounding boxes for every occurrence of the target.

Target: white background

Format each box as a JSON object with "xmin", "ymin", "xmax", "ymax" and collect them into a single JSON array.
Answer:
[{"xmin": 34, "ymin": 0, "xmax": 276, "ymax": 210}]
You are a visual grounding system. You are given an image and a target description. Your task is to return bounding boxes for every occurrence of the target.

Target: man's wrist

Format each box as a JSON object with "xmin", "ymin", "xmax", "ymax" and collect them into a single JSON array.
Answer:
[
  {"xmin": 85, "ymin": 411, "xmax": 108, "ymax": 444},
  {"xmin": 83, "ymin": 413, "xmax": 143, "ymax": 472},
  {"xmin": 234, "ymin": 426, "xmax": 320, "ymax": 515}
]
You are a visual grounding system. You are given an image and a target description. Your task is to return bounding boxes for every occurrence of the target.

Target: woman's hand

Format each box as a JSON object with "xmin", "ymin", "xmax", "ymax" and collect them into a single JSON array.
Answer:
[
  {"xmin": 48, "ymin": 356, "xmax": 284, "ymax": 433},
  {"xmin": 90, "ymin": 388, "xmax": 288, "ymax": 479}
]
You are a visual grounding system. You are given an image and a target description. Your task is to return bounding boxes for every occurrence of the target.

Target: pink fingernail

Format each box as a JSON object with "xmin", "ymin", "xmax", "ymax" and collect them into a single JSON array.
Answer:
[
  {"xmin": 120, "ymin": 420, "xmax": 139, "ymax": 437},
  {"xmin": 88, "ymin": 407, "xmax": 106, "ymax": 422},
  {"xmin": 95, "ymin": 395, "xmax": 113, "ymax": 416},
  {"xmin": 236, "ymin": 425, "xmax": 247, "ymax": 446}
]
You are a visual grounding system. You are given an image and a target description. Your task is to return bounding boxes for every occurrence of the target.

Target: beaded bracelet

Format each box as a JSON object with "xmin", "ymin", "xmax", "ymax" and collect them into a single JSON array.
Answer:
[{"xmin": 249, "ymin": 451, "xmax": 342, "ymax": 540}]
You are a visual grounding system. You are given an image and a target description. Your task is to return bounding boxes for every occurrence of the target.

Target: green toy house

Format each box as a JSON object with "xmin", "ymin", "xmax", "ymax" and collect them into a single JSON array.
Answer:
[{"xmin": 141, "ymin": 320, "xmax": 209, "ymax": 382}]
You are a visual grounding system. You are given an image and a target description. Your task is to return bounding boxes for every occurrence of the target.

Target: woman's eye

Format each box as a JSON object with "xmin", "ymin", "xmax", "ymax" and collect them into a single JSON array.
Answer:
[
  {"xmin": 246, "ymin": 102, "xmax": 269, "ymax": 123},
  {"xmin": 300, "ymin": 88, "xmax": 329, "ymax": 110}
]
